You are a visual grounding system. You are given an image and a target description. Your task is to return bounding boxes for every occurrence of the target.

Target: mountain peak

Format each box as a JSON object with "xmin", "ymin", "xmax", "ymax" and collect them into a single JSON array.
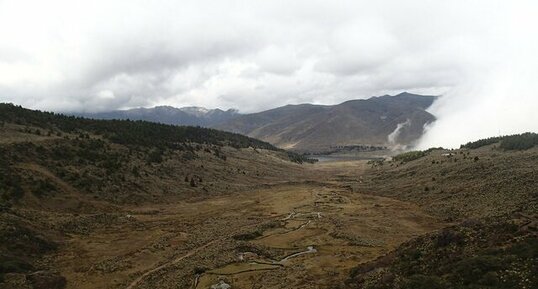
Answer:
[{"xmin": 179, "ymin": 106, "xmax": 212, "ymax": 116}]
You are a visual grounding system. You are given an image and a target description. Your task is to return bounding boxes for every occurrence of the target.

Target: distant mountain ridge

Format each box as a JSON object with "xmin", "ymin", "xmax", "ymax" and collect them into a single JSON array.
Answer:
[
  {"xmin": 76, "ymin": 105, "xmax": 239, "ymax": 127},
  {"xmin": 74, "ymin": 92, "xmax": 437, "ymax": 152},
  {"xmin": 216, "ymin": 92, "xmax": 437, "ymax": 151}
]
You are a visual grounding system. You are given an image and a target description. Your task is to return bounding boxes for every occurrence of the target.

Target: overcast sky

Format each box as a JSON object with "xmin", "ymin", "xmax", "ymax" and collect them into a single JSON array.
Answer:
[{"xmin": 1, "ymin": 0, "xmax": 537, "ymax": 147}]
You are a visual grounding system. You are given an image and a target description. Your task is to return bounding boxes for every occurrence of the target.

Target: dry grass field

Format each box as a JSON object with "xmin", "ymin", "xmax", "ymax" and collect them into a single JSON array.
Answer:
[{"xmin": 32, "ymin": 162, "xmax": 444, "ymax": 289}]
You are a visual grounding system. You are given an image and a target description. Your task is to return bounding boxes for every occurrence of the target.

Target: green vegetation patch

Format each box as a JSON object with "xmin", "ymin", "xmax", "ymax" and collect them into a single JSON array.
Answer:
[
  {"xmin": 232, "ymin": 220, "xmax": 281, "ymax": 241},
  {"xmin": 461, "ymin": 132, "xmax": 538, "ymax": 150},
  {"xmin": 287, "ymin": 152, "xmax": 318, "ymax": 164},
  {"xmin": 0, "ymin": 103, "xmax": 312, "ymax": 164},
  {"xmin": 499, "ymin": 132, "xmax": 538, "ymax": 150},
  {"xmin": 461, "ymin": 136, "xmax": 503, "ymax": 149},
  {"xmin": 392, "ymin": 150, "xmax": 426, "ymax": 163},
  {"xmin": 0, "ymin": 103, "xmax": 277, "ymax": 151}
]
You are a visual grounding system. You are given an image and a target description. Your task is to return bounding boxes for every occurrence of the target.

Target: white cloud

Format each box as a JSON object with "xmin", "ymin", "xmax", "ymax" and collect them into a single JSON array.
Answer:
[
  {"xmin": 0, "ymin": 0, "xmax": 537, "ymax": 147},
  {"xmin": 97, "ymin": 90, "xmax": 115, "ymax": 100}
]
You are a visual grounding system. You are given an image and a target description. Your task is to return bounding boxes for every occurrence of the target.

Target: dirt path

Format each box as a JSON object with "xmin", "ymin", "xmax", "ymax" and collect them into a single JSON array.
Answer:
[
  {"xmin": 125, "ymin": 210, "xmax": 290, "ymax": 289},
  {"xmin": 125, "ymin": 239, "xmax": 219, "ymax": 289},
  {"xmin": 195, "ymin": 184, "xmax": 444, "ymax": 289}
]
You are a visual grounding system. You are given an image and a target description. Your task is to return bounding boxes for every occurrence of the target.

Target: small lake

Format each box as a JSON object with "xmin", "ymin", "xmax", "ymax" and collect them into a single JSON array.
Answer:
[{"xmin": 311, "ymin": 154, "xmax": 386, "ymax": 162}]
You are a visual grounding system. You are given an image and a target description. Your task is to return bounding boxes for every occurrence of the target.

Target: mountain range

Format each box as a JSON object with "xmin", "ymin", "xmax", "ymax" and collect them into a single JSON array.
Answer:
[
  {"xmin": 76, "ymin": 92, "xmax": 437, "ymax": 152},
  {"xmin": 78, "ymin": 106, "xmax": 240, "ymax": 127},
  {"xmin": 217, "ymin": 92, "xmax": 436, "ymax": 151}
]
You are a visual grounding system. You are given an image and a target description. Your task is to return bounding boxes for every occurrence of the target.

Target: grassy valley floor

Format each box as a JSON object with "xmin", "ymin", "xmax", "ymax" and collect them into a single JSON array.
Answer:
[
  {"xmin": 38, "ymin": 161, "xmax": 445, "ymax": 289},
  {"xmin": 1, "ymin": 157, "xmax": 448, "ymax": 289}
]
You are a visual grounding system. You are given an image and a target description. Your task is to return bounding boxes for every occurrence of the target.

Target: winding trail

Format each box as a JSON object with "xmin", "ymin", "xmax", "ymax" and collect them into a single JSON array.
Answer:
[
  {"xmin": 126, "ymin": 215, "xmax": 290, "ymax": 289},
  {"xmin": 125, "ymin": 239, "xmax": 220, "ymax": 289},
  {"xmin": 280, "ymin": 246, "xmax": 317, "ymax": 262}
]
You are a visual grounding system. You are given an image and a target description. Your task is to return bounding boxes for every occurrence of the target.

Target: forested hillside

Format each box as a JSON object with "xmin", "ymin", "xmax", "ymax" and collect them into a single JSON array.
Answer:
[
  {"xmin": 0, "ymin": 104, "xmax": 280, "ymax": 151},
  {"xmin": 0, "ymin": 103, "xmax": 313, "ymax": 286}
]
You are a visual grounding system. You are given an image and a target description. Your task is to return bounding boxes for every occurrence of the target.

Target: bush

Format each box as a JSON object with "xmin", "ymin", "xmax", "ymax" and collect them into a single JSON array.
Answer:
[
  {"xmin": 0, "ymin": 256, "xmax": 34, "ymax": 281},
  {"xmin": 452, "ymin": 255, "xmax": 504, "ymax": 285},
  {"xmin": 402, "ymin": 275, "xmax": 445, "ymax": 289},
  {"xmin": 232, "ymin": 231, "xmax": 262, "ymax": 241},
  {"xmin": 32, "ymin": 179, "xmax": 56, "ymax": 197},
  {"xmin": 435, "ymin": 229, "xmax": 464, "ymax": 247},
  {"xmin": 147, "ymin": 148, "xmax": 164, "ymax": 163}
]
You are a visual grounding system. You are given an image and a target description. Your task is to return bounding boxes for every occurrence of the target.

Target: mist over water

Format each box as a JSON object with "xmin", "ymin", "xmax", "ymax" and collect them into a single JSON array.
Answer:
[
  {"xmin": 417, "ymin": 3, "xmax": 538, "ymax": 149},
  {"xmin": 418, "ymin": 77, "xmax": 538, "ymax": 149}
]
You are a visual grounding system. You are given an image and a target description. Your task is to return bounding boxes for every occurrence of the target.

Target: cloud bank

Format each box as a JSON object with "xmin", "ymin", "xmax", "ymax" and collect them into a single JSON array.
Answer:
[{"xmin": 0, "ymin": 0, "xmax": 537, "ymax": 148}]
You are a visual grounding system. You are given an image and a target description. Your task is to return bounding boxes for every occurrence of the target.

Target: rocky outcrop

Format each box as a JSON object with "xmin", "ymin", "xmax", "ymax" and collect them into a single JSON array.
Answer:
[{"xmin": 210, "ymin": 280, "xmax": 231, "ymax": 289}]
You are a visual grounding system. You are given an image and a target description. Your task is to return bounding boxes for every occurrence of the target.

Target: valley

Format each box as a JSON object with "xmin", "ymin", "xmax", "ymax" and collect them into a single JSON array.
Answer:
[
  {"xmin": 33, "ymin": 162, "xmax": 444, "ymax": 289},
  {"xmin": 2, "ymin": 2, "xmax": 538, "ymax": 289},
  {"xmin": 1, "ymin": 104, "xmax": 536, "ymax": 289}
]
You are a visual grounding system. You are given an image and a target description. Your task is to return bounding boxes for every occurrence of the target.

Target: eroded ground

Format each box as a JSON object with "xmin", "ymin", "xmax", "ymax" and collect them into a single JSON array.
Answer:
[{"xmin": 42, "ymin": 161, "xmax": 445, "ymax": 289}]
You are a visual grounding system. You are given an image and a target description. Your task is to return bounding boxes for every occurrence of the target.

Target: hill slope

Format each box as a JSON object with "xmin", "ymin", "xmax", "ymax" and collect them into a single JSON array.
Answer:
[
  {"xmin": 0, "ymin": 103, "xmax": 312, "ymax": 287},
  {"xmin": 345, "ymin": 136, "xmax": 538, "ymax": 289},
  {"xmin": 216, "ymin": 92, "xmax": 437, "ymax": 152}
]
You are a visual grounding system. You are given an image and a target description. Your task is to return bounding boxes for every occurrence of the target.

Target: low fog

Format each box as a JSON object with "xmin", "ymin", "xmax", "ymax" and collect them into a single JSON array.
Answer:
[{"xmin": 0, "ymin": 0, "xmax": 537, "ymax": 148}]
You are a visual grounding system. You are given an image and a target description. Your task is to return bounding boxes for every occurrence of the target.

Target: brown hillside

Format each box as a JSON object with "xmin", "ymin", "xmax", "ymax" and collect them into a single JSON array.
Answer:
[{"xmin": 216, "ymin": 92, "xmax": 436, "ymax": 152}]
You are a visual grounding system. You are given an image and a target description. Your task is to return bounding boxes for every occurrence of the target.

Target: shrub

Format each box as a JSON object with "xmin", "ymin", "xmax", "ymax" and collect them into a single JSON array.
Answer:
[
  {"xmin": 435, "ymin": 229, "xmax": 464, "ymax": 247},
  {"xmin": 32, "ymin": 179, "xmax": 56, "ymax": 197},
  {"xmin": 232, "ymin": 231, "xmax": 263, "ymax": 241},
  {"xmin": 0, "ymin": 256, "xmax": 34, "ymax": 281},
  {"xmin": 451, "ymin": 255, "xmax": 504, "ymax": 285},
  {"xmin": 147, "ymin": 148, "xmax": 164, "ymax": 163},
  {"xmin": 402, "ymin": 275, "xmax": 445, "ymax": 289}
]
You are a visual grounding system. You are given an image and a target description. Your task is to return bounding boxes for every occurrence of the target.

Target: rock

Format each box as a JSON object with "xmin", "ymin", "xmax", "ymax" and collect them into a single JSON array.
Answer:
[
  {"xmin": 210, "ymin": 280, "xmax": 231, "ymax": 289},
  {"xmin": 26, "ymin": 271, "xmax": 66, "ymax": 289}
]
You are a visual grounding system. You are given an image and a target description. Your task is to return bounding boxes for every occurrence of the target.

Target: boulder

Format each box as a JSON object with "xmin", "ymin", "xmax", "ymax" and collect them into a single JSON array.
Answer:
[{"xmin": 210, "ymin": 280, "xmax": 231, "ymax": 289}]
